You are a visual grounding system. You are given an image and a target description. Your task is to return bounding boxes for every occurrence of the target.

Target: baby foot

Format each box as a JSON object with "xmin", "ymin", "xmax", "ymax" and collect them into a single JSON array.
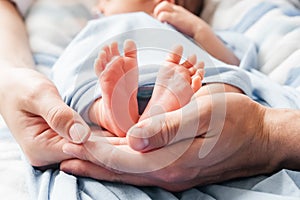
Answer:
[
  {"xmin": 140, "ymin": 45, "xmax": 204, "ymax": 121},
  {"xmin": 89, "ymin": 40, "xmax": 139, "ymax": 137}
]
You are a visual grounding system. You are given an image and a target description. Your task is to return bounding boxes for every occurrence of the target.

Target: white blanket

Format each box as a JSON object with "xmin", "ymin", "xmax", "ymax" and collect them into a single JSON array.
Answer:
[
  {"xmin": 0, "ymin": 0, "xmax": 95, "ymax": 199},
  {"xmin": 0, "ymin": 116, "xmax": 29, "ymax": 199},
  {"xmin": 203, "ymin": 0, "xmax": 300, "ymax": 88}
]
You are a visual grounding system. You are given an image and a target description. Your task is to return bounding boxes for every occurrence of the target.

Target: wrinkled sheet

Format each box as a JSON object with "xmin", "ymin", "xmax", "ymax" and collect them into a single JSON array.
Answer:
[
  {"xmin": 51, "ymin": 13, "xmax": 253, "ymax": 124},
  {"xmin": 1, "ymin": 0, "xmax": 300, "ymax": 199}
]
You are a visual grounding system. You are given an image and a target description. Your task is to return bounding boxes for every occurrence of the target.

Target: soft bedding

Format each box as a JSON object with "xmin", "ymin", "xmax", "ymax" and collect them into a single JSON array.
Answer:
[
  {"xmin": 1, "ymin": 0, "xmax": 300, "ymax": 199},
  {"xmin": 204, "ymin": 0, "xmax": 300, "ymax": 87},
  {"xmin": 51, "ymin": 12, "xmax": 253, "ymax": 124},
  {"xmin": 0, "ymin": 116, "xmax": 29, "ymax": 199}
]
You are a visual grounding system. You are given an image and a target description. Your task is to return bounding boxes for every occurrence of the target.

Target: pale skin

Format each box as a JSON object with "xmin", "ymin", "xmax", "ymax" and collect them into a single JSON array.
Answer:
[
  {"xmin": 62, "ymin": 93, "xmax": 300, "ymax": 191},
  {"xmin": 89, "ymin": 0, "xmax": 240, "ymax": 137},
  {"xmin": 0, "ymin": 0, "xmax": 219, "ymax": 169},
  {"xmin": 0, "ymin": 0, "xmax": 238, "ymax": 168},
  {"xmin": 89, "ymin": 41, "xmax": 140, "ymax": 137},
  {"xmin": 60, "ymin": 1, "xmax": 300, "ymax": 185},
  {"xmin": 97, "ymin": 0, "xmax": 239, "ymax": 66},
  {"xmin": 0, "ymin": 0, "xmax": 90, "ymax": 167},
  {"xmin": 89, "ymin": 40, "xmax": 204, "ymax": 137},
  {"xmin": 3, "ymin": 0, "xmax": 300, "ymax": 192}
]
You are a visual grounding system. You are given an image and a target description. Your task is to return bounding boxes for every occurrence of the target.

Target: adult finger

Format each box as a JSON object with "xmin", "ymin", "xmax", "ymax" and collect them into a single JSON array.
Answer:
[
  {"xmin": 127, "ymin": 95, "xmax": 215, "ymax": 152},
  {"xmin": 63, "ymin": 132, "xmax": 199, "ymax": 174},
  {"xmin": 61, "ymin": 137, "xmax": 207, "ymax": 191},
  {"xmin": 28, "ymin": 86, "xmax": 91, "ymax": 144},
  {"xmin": 60, "ymin": 159, "xmax": 158, "ymax": 187},
  {"xmin": 60, "ymin": 158, "xmax": 200, "ymax": 192},
  {"xmin": 62, "ymin": 139, "xmax": 158, "ymax": 173}
]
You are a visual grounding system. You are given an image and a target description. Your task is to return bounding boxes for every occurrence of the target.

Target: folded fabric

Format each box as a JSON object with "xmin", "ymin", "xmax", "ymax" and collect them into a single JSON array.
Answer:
[{"xmin": 51, "ymin": 12, "xmax": 252, "ymax": 124}]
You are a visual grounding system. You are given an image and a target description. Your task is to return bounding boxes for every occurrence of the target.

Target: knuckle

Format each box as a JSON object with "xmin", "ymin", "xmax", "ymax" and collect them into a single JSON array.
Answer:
[
  {"xmin": 46, "ymin": 105, "xmax": 73, "ymax": 131},
  {"xmin": 161, "ymin": 120, "xmax": 178, "ymax": 145}
]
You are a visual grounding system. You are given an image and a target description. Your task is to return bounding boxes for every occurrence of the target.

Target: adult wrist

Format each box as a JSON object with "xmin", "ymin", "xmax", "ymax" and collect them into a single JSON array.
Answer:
[
  {"xmin": 263, "ymin": 107, "xmax": 300, "ymax": 172},
  {"xmin": 243, "ymin": 100, "xmax": 278, "ymax": 174}
]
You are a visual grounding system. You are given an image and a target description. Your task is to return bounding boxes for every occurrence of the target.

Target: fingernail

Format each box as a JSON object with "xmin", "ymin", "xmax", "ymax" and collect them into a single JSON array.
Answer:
[
  {"xmin": 128, "ymin": 127, "xmax": 149, "ymax": 151},
  {"xmin": 69, "ymin": 123, "xmax": 89, "ymax": 143},
  {"xmin": 132, "ymin": 137, "xmax": 149, "ymax": 151}
]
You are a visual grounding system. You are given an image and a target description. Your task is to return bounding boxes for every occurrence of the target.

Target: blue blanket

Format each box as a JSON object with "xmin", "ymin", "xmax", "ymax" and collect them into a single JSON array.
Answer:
[{"xmin": 51, "ymin": 12, "xmax": 252, "ymax": 124}]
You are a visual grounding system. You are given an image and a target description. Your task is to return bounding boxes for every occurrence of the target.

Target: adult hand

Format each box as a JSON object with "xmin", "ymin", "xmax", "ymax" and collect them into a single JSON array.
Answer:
[
  {"xmin": 60, "ymin": 93, "xmax": 282, "ymax": 191},
  {"xmin": 0, "ymin": 67, "xmax": 91, "ymax": 167},
  {"xmin": 127, "ymin": 83, "xmax": 243, "ymax": 152}
]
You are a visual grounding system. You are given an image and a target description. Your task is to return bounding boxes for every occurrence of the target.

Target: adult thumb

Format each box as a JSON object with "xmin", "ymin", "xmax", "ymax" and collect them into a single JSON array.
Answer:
[
  {"xmin": 39, "ymin": 98, "xmax": 91, "ymax": 144},
  {"xmin": 127, "ymin": 101, "xmax": 201, "ymax": 152},
  {"xmin": 127, "ymin": 100, "xmax": 210, "ymax": 152},
  {"xmin": 127, "ymin": 113, "xmax": 173, "ymax": 152}
]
